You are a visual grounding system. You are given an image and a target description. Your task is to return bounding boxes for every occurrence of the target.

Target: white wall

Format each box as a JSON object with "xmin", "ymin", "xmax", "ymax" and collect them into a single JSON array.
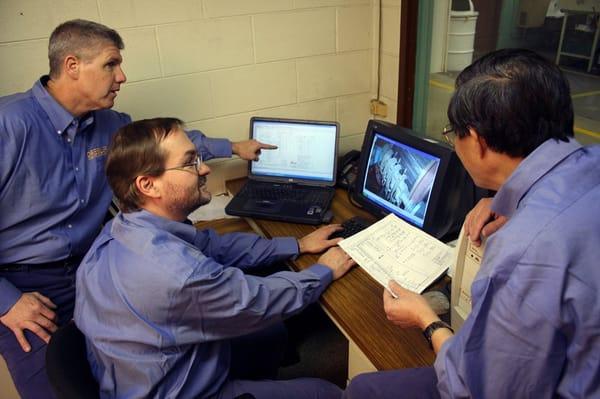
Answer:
[{"xmin": 0, "ymin": 0, "xmax": 380, "ymax": 192}]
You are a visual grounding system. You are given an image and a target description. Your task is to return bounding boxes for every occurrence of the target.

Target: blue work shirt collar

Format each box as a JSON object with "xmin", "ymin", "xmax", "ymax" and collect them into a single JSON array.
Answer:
[
  {"xmin": 492, "ymin": 137, "xmax": 582, "ymax": 218},
  {"xmin": 32, "ymin": 75, "xmax": 94, "ymax": 136},
  {"xmin": 117, "ymin": 209, "xmax": 198, "ymax": 244}
]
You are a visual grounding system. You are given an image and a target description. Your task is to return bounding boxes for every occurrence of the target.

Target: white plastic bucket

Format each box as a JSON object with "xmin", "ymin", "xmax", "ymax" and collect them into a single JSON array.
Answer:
[{"xmin": 446, "ymin": 0, "xmax": 479, "ymax": 71}]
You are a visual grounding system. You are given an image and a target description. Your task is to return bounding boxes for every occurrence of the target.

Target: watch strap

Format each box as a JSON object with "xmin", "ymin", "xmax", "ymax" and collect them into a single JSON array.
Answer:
[{"xmin": 422, "ymin": 320, "xmax": 454, "ymax": 348}]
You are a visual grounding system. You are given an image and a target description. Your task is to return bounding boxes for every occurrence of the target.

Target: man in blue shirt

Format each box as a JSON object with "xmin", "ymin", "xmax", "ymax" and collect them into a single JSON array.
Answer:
[
  {"xmin": 343, "ymin": 49, "xmax": 600, "ymax": 398},
  {"xmin": 74, "ymin": 117, "xmax": 355, "ymax": 398},
  {"xmin": 0, "ymin": 19, "xmax": 273, "ymax": 399}
]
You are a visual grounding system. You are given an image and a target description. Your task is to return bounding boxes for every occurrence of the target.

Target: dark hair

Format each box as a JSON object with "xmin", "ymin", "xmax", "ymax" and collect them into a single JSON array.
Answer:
[
  {"xmin": 48, "ymin": 19, "xmax": 124, "ymax": 78},
  {"xmin": 447, "ymin": 48, "xmax": 573, "ymax": 158},
  {"xmin": 106, "ymin": 118, "xmax": 184, "ymax": 212}
]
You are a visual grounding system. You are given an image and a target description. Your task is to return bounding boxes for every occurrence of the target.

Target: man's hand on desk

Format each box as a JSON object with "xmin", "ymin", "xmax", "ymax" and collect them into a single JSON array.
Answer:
[
  {"xmin": 464, "ymin": 197, "xmax": 507, "ymax": 247},
  {"xmin": 231, "ymin": 139, "xmax": 278, "ymax": 161},
  {"xmin": 318, "ymin": 247, "xmax": 356, "ymax": 280},
  {"xmin": 297, "ymin": 224, "xmax": 344, "ymax": 254},
  {"xmin": 0, "ymin": 292, "xmax": 58, "ymax": 352}
]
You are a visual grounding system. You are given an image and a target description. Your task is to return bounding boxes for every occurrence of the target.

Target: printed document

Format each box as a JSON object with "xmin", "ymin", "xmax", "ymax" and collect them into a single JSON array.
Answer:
[{"xmin": 338, "ymin": 214, "xmax": 452, "ymax": 293}]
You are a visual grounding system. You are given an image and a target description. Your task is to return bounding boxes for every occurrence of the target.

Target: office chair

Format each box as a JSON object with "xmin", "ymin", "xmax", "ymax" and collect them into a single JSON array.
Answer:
[
  {"xmin": 46, "ymin": 321, "xmax": 99, "ymax": 399},
  {"xmin": 45, "ymin": 321, "xmax": 256, "ymax": 399}
]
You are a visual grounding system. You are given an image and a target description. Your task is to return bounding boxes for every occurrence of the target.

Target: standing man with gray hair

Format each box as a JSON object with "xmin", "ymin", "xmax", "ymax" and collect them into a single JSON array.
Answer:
[{"xmin": 0, "ymin": 19, "xmax": 272, "ymax": 398}]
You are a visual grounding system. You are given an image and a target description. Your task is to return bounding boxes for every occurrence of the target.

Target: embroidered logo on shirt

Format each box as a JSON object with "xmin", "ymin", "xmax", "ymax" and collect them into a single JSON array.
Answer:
[{"xmin": 87, "ymin": 146, "xmax": 108, "ymax": 160}]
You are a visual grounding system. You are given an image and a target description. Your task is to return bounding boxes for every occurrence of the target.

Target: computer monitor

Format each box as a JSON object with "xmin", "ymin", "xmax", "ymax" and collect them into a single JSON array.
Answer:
[{"xmin": 351, "ymin": 120, "xmax": 481, "ymax": 241}]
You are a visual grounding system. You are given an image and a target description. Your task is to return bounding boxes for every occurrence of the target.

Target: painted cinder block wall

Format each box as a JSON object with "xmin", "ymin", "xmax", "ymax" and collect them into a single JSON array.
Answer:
[
  {"xmin": 1, "ymin": 0, "xmax": 403, "ymax": 193},
  {"xmin": 0, "ymin": 1, "xmax": 402, "ymax": 394}
]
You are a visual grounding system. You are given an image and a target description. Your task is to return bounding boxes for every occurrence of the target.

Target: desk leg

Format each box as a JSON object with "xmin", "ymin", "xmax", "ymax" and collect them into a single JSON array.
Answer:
[
  {"xmin": 320, "ymin": 306, "xmax": 377, "ymax": 385},
  {"xmin": 240, "ymin": 218, "xmax": 380, "ymax": 384},
  {"xmin": 347, "ymin": 340, "xmax": 377, "ymax": 384}
]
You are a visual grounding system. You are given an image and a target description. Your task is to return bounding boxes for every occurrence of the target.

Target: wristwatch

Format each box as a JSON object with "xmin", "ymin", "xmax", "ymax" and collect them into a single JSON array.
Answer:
[{"xmin": 422, "ymin": 320, "xmax": 454, "ymax": 349}]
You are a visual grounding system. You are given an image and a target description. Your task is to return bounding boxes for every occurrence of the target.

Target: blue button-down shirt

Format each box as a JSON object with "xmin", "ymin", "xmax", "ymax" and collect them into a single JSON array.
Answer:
[
  {"xmin": 0, "ymin": 77, "xmax": 232, "ymax": 314},
  {"xmin": 74, "ymin": 210, "xmax": 332, "ymax": 398},
  {"xmin": 435, "ymin": 138, "xmax": 600, "ymax": 398}
]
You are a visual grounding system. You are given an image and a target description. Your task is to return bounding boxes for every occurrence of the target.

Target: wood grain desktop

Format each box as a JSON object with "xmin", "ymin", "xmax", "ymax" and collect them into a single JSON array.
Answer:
[{"xmin": 214, "ymin": 178, "xmax": 437, "ymax": 372}]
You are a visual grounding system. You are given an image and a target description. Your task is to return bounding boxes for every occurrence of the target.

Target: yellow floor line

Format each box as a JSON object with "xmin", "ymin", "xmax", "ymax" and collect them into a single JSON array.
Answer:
[
  {"xmin": 574, "ymin": 126, "xmax": 600, "ymax": 139},
  {"xmin": 429, "ymin": 79, "xmax": 453, "ymax": 91},
  {"xmin": 429, "ymin": 79, "xmax": 600, "ymax": 139},
  {"xmin": 572, "ymin": 90, "xmax": 600, "ymax": 98},
  {"xmin": 431, "ymin": 79, "xmax": 600, "ymax": 101}
]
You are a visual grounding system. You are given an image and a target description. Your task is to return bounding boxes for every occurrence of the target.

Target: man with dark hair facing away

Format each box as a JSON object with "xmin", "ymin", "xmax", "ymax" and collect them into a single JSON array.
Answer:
[{"xmin": 344, "ymin": 48, "xmax": 600, "ymax": 398}]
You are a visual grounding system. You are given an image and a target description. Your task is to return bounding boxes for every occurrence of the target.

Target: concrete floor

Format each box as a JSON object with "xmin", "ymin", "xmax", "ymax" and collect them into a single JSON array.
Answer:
[{"xmin": 426, "ymin": 69, "xmax": 600, "ymax": 146}]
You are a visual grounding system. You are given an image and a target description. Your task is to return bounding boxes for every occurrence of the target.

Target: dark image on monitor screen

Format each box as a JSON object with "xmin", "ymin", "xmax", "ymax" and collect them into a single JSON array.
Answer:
[{"xmin": 362, "ymin": 133, "xmax": 441, "ymax": 228}]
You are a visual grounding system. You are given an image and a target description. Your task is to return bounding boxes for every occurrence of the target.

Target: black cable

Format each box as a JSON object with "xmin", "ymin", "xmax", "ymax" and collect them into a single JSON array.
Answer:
[{"xmin": 346, "ymin": 184, "xmax": 363, "ymax": 209}]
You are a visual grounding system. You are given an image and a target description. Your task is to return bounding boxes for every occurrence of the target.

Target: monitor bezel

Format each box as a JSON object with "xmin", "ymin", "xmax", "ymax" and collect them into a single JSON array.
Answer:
[
  {"xmin": 352, "ymin": 120, "xmax": 453, "ymax": 234},
  {"xmin": 248, "ymin": 116, "xmax": 340, "ymax": 187}
]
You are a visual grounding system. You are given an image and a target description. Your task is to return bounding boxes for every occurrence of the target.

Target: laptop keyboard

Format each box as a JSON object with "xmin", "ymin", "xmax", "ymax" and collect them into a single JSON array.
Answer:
[{"xmin": 239, "ymin": 183, "xmax": 332, "ymax": 205}]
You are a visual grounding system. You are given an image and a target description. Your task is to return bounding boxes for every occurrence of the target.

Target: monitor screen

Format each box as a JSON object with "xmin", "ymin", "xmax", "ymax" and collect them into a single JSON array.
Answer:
[
  {"xmin": 362, "ymin": 133, "xmax": 441, "ymax": 228},
  {"xmin": 250, "ymin": 117, "xmax": 338, "ymax": 184},
  {"xmin": 352, "ymin": 120, "xmax": 460, "ymax": 239}
]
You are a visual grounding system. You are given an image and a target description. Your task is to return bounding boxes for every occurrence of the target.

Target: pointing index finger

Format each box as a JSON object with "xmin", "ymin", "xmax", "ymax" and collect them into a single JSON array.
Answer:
[{"xmin": 258, "ymin": 142, "xmax": 278, "ymax": 150}]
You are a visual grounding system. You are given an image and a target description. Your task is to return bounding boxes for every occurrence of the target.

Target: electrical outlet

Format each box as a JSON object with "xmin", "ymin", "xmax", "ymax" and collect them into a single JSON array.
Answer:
[{"xmin": 370, "ymin": 99, "xmax": 388, "ymax": 117}]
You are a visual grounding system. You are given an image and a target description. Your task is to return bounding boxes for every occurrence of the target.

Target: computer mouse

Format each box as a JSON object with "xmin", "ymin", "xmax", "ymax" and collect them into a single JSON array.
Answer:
[
  {"xmin": 423, "ymin": 290, "xmax": 450, "ymax": 315},
  {"xmin": 321, "ymin": 210, "xmax": 333, "ymax": 223}
]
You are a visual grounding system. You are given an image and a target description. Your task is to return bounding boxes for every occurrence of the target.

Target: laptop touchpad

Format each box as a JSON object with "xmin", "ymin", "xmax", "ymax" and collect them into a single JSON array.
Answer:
[{"xmin": 245, "ymin": 200, "xmax": 283, "ymax": 213}]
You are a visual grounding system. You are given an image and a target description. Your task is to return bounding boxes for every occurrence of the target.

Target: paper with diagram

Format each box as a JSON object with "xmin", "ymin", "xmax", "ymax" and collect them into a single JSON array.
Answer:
[{"xmin": 338, "ymin": 213, "xmax": 452, "ymax": 293}]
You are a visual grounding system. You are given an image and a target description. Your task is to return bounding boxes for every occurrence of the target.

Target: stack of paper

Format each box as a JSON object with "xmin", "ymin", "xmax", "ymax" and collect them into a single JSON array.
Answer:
[
  {"xmin": 338, "ymin": 214, "xmax": 452, "ymax": 293},
  {"xmin": 188, "ymin": 194, "xmax": 238, "ymax": 223}
]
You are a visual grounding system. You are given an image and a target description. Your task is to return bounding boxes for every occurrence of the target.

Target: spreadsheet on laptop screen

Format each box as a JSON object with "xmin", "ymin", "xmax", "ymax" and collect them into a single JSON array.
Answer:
[{"xmin": 251, "ymin": 120, "xmax": 337, "ymax": 183}]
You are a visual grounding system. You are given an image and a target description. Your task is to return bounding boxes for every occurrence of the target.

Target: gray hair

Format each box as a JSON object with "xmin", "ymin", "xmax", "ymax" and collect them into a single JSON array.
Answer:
[{"xmin": 48, "ymin": 19, "xmax": 124, "ymax": 78}]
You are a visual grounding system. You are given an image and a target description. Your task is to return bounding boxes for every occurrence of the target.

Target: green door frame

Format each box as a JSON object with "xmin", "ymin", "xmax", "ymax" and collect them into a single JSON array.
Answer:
[
  {"xmin": 408, "ymin": 0, "xmax": 520, "ymax": 136},
  {"xmin": 411, "ymin": 0, "xmax": 434, "ymax": 136}
]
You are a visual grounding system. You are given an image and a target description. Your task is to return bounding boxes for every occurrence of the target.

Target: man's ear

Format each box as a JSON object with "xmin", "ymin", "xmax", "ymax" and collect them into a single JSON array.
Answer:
[
  {"xmin": 468, "ymin": 127, "xmax": 488, "ymax": 160},
  {"xmin": 63, "ymin": 55, "xmax": 80, "ymax": 79},
  {"xmin": 135, "ymin": 175, "xmax": 160, "ymax": 199}
]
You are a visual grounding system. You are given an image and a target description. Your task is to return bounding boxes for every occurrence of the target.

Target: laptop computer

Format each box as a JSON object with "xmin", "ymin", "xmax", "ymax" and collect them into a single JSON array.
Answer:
[{"xmin": 225, "ymin": 116, "xmax": 339, "ymax": 225}]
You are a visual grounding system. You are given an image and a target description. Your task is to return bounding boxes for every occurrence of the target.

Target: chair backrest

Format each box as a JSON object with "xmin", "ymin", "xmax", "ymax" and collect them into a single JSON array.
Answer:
[{"xmin": 46, "ymin": 321, "xmax": 99, "ymax": 399}]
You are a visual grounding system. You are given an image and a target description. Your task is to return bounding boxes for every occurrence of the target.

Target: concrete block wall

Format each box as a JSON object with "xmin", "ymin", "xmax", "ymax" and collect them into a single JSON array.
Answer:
[
  {"xmin": 0, "ymin": 1, "xmax": 403, "ymax": 396},
  {"xmin": 0, "ymin": 0, "xmax": 381, "ymax": 192}
]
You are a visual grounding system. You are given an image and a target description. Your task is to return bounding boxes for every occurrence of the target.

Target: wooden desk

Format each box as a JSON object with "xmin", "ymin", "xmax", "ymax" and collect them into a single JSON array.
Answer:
[
  {"xmin": 219, "ymin": 178, "xmax": 435, "ymax": 377},
  {"xmin": 226, "ymin": 179, "xmax": 435, "ymax": 378}
]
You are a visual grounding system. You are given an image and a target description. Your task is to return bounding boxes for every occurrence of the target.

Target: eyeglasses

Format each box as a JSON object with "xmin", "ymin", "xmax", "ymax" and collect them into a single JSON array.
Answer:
[
  {"xmin": 442, "ymin": 124, "xmax": 456, "ymax": 147},
  {"xmin": 164, "ymin": 154, "xmax": 203, "ymax": 174}
]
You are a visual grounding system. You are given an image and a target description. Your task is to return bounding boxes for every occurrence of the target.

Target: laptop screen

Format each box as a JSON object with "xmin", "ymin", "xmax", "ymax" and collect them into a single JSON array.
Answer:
[{"xmin": 249, "ymin": 117, "xmax": 339, "ymax": 185}]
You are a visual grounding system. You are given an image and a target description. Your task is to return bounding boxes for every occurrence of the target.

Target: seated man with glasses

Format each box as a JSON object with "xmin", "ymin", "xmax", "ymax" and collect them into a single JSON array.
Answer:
[{"xmin": 74, "ymin": 117, "xmax": 355, "ymax": 399}]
